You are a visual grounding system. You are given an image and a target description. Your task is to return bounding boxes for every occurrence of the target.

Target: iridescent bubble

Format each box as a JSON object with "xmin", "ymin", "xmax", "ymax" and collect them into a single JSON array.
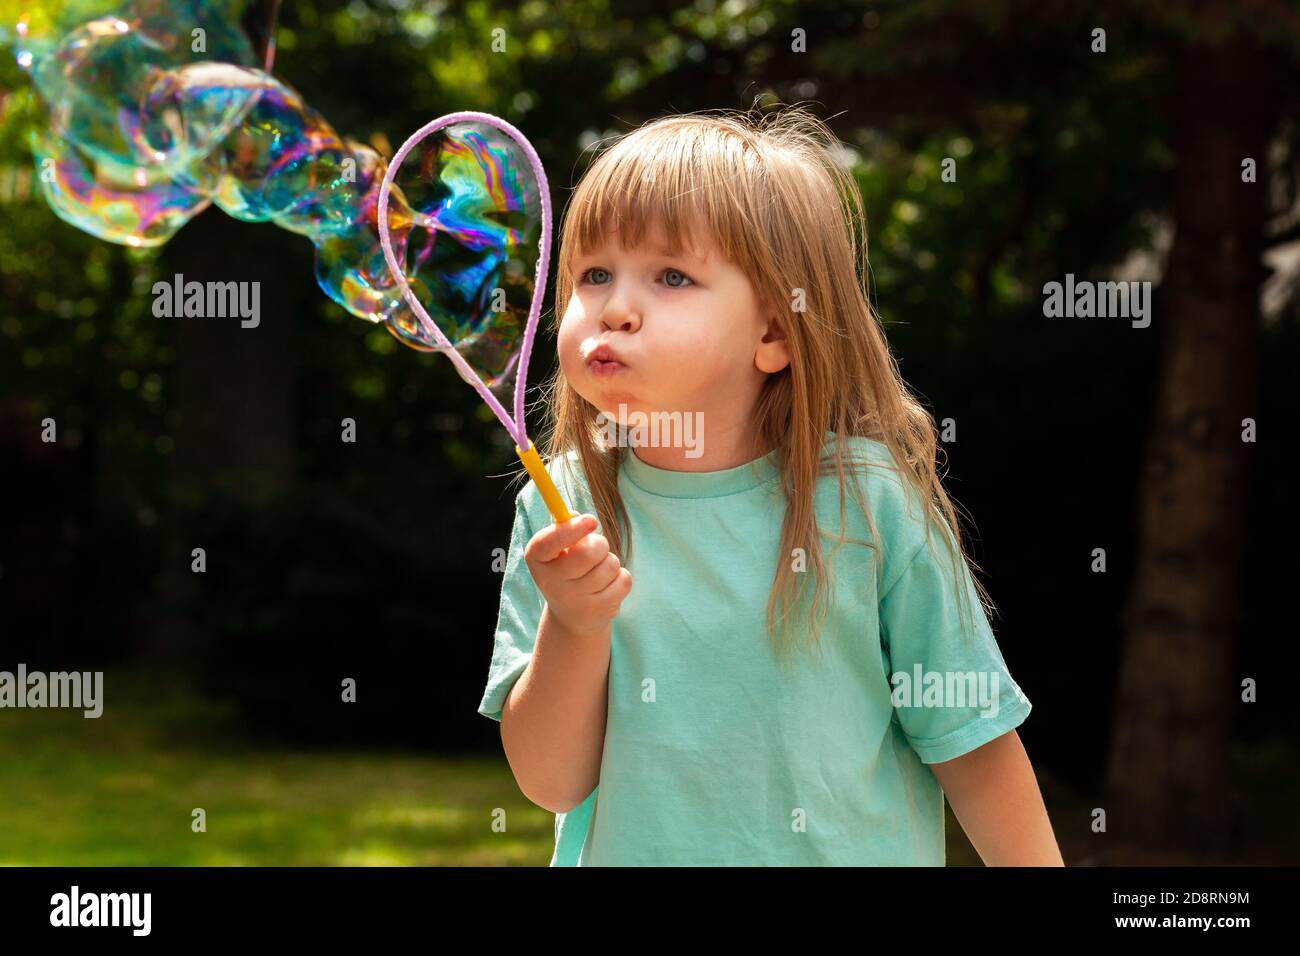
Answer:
[
  {"xmin": 382, "ymin": 120, "xmax": 543, "ymax": 389},
  {"xmin": 28, "ymin": 124, "xmax": 209, "ymax": 245},
  {"xmin": 28, "ymin": 1, "xmax": 272, "ymax": 164},
  {"xmin": 5, "ymin": 0, "xmax": 544, "ymax": 392}
]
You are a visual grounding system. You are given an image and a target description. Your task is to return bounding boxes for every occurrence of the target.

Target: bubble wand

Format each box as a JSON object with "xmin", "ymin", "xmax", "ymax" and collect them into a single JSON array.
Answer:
[{"xmin": 376, "ymin": 112, "xmax": 572, "ymax": 525}]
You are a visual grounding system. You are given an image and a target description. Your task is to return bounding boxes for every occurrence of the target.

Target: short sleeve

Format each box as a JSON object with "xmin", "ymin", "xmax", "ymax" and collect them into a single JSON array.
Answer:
[
  {"xmin": 477, "ymin": 497, "xmax": 545, "ymax": 722},
  {"xmin": 878, "ymin": 526, "xmax": 1032, "ymax": 765}
]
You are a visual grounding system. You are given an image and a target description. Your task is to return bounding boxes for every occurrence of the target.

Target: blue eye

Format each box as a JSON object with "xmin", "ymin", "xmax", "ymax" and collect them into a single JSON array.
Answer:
[{"xmin": 578, "ymin": 266, "xmax": 694, "ymax": 287}]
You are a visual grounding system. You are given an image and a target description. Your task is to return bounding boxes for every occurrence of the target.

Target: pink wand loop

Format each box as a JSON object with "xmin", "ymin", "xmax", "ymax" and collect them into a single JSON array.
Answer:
[{"xmin": 376, "ymin": 112, "xmax": 571, "ymax": 524}]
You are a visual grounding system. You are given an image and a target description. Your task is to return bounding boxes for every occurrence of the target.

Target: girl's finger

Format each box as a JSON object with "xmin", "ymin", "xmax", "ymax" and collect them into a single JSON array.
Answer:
[{"xmin": 527, "ymin": 513, "xmax": 598, "ymax": 563}]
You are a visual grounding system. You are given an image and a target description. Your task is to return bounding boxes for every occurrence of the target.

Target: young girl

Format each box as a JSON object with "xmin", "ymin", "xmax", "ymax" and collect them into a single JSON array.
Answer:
[{"xmin": 477, "ymin": 106, "xmax": 1062, "ymax": 866}]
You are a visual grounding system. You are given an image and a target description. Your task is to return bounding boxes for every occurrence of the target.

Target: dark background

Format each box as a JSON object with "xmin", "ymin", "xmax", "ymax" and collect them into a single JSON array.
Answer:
[{"xmin": 1, "ymin": 0, "xmax": 1297, "ymax": 865}]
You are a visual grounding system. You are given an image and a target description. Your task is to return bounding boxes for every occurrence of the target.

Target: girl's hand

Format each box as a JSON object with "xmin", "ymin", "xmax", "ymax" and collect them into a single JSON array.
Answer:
[{"xmin": 524, "ymin": 513, "xmax": 632, "ymax": 640}]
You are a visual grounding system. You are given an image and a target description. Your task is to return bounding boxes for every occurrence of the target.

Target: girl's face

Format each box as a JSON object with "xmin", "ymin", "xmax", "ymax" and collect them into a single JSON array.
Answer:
[{"xmin": 558, "ymin": 222, "xmax": 789, "ymax": 448}]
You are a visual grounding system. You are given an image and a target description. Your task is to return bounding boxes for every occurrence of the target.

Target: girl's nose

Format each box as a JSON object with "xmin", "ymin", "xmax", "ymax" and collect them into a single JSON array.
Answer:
[{"xmin": 600, "ymin": 299, "xmax": 641, "ymax": 333}]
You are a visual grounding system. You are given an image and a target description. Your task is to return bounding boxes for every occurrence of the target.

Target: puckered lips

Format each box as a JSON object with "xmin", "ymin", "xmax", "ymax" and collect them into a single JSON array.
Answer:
[{"xmin": 585, "ymin": 342, "xmax": 627, "ymax": 375}]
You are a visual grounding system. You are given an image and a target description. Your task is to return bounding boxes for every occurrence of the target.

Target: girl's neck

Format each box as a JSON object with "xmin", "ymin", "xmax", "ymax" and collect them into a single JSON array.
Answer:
[{"xmin": 628, "ymin": 426, "xmax": 772, "ymax": 473}]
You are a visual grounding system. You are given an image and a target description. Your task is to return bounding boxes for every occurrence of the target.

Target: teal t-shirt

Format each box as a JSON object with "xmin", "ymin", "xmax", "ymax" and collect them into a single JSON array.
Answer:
[{"xmin": 477, "ymin": 433, "xmax": 1032, "ymax": 865}]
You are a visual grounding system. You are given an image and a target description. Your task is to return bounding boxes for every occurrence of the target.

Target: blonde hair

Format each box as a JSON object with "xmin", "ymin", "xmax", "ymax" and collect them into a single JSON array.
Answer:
[{"xmin": 523, "ymin": 104, "xmax": 993, "ymax": 658}]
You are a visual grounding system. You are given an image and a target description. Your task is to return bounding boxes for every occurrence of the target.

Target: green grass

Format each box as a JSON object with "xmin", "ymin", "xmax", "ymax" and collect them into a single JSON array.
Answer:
[
  {"xmin": 3, "ymin": 668, "xmax": 1292, "ymax": 865},
  {"xmin": 0, "ymin": 667, "xmax": 984, "ymax": 866},
  {"xmin": 0, "ymin": 669, "xmax": 555, "ymax": 866}
]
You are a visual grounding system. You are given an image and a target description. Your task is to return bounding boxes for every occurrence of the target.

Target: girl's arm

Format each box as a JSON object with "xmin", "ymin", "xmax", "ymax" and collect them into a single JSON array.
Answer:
[
  {"xmin": 500, "ymin": 605, "xmax": 611, "ymax": 814},
  {"xmin": 928, "ymin": 730, "xmax": 1065, "ymax": 866}
]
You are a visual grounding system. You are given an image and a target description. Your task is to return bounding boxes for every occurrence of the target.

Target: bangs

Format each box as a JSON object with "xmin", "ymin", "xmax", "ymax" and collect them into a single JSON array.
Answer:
[{"xmin": 559, "ymin": 124, "xmax": 756, "ymax": 272}]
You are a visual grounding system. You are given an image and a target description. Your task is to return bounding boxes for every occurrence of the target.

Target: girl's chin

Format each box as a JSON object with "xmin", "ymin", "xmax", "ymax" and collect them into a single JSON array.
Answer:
[
  {"xmin": 594, "ymin": 400, "xmax": 644, "ymax": 421},
  {"xmin": 583, "ymin": 384, "xmax": 643, "ymax": 414}
]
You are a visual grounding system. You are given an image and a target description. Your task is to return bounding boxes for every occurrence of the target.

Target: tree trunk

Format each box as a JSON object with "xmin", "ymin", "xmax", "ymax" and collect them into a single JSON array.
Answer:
[{"xmin": 1103, "ymin": 37, "xmax": 1271, "ymax": 863}]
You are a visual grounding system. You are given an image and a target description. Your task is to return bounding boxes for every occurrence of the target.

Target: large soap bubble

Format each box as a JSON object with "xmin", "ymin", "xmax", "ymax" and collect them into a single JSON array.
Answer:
[{"xmin": 5, "ymin": 0, "xmax": 543, "ymax": 392}]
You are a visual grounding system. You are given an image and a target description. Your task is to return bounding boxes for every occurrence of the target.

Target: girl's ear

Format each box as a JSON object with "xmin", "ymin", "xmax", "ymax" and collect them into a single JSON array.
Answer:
[{"xmin": 756, "ymin": 316, "xmax": 791, "ymax": 374}]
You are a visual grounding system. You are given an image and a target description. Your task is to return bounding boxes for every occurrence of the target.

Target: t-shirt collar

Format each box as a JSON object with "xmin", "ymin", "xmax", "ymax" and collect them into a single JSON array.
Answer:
[{"xmin": 620, "ymin": 444, "xmax": 781, "ymax": 498}]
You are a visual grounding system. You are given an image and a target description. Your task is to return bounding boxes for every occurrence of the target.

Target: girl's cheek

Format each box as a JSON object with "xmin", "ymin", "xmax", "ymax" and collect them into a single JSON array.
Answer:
[
  {"xmin": 557, "ymin": 292, "xmax": 583, "ymax": 331},
  {"xmin": 556, "ymin": 315, "xmax": 581, "ymax": 360}
]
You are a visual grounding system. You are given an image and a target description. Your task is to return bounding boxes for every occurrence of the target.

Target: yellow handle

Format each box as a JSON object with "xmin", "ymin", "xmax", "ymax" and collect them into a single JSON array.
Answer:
[{"xmin": 515, "ymin": 440, "xmax": 574, "ymax": 524}]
